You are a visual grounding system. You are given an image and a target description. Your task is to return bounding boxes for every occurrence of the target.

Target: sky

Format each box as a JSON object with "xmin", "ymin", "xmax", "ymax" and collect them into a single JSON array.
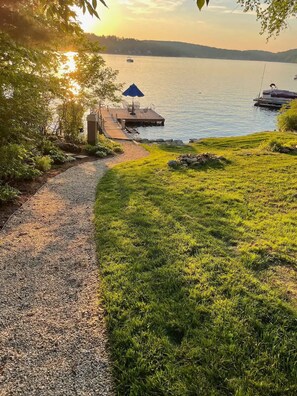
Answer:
[{"xmin": 77, "ymin": 0, "xmax": 297, "ymax": 52}]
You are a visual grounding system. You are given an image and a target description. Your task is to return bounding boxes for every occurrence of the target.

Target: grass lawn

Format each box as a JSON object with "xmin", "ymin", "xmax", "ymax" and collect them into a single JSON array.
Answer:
[{"xmin": 94, "ymin": 131, "xmax": 297, "ymax": 396}]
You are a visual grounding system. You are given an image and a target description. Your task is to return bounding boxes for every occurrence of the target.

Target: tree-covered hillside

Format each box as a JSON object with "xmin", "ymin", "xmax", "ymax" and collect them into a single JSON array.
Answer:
[{"xmin": 88, "ymin": 34, "xmax": 297, "ymax": 63}]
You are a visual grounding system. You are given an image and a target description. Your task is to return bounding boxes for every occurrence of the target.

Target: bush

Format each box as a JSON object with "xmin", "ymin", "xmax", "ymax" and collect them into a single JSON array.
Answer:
[
  {"xmin": 84, "ymin": 144, "xmax": 100, "ymax": 155},
  {"xmin": 84, "ymin": 136, "xmax": 123, "ymax": 157},
  {"xmin": 98, "ymin": 135, "xmax": 123, "ymax": 153},
  {"xmin": 114, "ymin": 146, "xmax": 124, "ymax": 154},
  {"xmin": 38, "ymin": 139, "xmax": 67, "ymax": 164},
  {"xmin": 0, "ymin": 144, "xmax": 28, "ymax": 180},
  {"xmin": 95, "ymin": 150, "xmax": 107, "ymax": 158},
  {"xmin": 16, "ymin": 165, "xmax": 42, "ymax": 180},
  {"xmin": 57, "ymin": 100, "xmax": 85, "ymax": 143},
  {"xmin": 262, "ymin": 139, "xmax": 284, "ymax": 152},
  {"xmin": 0, "ymin": 184, "xmax": 20, "ymax": 203},
  {"xmin": 39, "ymin": 139, "xmax": 57, "ymax": 155},
  {"xmin": 34, "ymin": 156, "xmax": 52, "ymax": 172},
  {"xmin": 277, "ymin": 99, "xmax": 297, "ymax": 131}
]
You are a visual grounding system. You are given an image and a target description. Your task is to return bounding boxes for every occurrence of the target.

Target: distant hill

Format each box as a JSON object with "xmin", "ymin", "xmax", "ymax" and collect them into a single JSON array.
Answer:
[{"xmin": 86, "ymin": 34, "xmax": 297, "ymax": 63}]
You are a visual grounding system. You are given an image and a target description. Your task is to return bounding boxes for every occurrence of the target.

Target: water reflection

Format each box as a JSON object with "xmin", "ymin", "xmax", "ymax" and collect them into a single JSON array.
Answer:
[
  {"xmin": 101, "ymin": 55, "xmax": 296, "ymax": 141},
  {"xmin": 59, "ymin": 52, "xmax": 80, "ymax": 96}
]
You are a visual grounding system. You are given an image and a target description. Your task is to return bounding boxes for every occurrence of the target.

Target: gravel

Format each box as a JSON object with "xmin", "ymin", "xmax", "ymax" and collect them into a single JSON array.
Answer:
[{"xmin": 0, "ymin": 141, "xmax": 148, "ymax": 395}]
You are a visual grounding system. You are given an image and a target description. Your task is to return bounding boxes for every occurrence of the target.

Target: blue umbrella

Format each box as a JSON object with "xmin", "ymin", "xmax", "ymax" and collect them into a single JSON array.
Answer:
[{"xmin": 123, "ymin": 83, "xmax": 144, "ymax": 115}]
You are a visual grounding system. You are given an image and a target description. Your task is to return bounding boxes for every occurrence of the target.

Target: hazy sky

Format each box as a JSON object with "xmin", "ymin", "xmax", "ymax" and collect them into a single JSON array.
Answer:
[{"xmin": 77, "ymin": 0, "xmax": 297, "ymax": 52}]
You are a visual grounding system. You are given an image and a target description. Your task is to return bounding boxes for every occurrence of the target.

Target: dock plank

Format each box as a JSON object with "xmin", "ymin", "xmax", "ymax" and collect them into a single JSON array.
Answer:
[{"xmin": 98, "ymin": 107, "xmax": 165, "ymax": 140}]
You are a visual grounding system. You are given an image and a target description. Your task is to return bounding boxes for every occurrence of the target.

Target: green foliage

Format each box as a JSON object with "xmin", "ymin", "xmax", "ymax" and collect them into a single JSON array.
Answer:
[
  {"xmin": 260, "ymin": 138, "xmax": 284, "ymax": 152},
  {"xmin": 34, "ymin": 156, "xmax": 52, "ymax": 172},
  {"xmin": 38, "ymin": 139, "xmax": 67, "ymax": 164},
  {"xmin": 0, "ymin": 144, "xmax": 27, "ymax": 179},
  {"xmin": 278, "ymin": 100, "xmax": 297, "ymax": 132},
  {"xmin": 0, "ymin": 144, "xmax": 43, "ymax": 186},
  {"xmin": 98, "ymin": 135, "xmax": 124, "ymax": 152},
  {"xmin": 95, "ymin": 132, "xmax": 297, "ymax": 395},
  {"xmin": 84, "ymin": 137, "xmax": 123, "ymax": 156},
  {"xmin": 17, "ymin": 166, "xmax": 42, "ymax": 180},
  {"xmin": 197, "ymin": 1, "xmax": 297, "ymax": 38},
  {"xmin": 0, "ymin": 184, "xmax": 20, "ymax": 203},
  {"xmin": 0, "ymin": 1, "xmax": 108, "ymax": 43},
  {"xmin": 95, "ymin": 150, "xmax": 108, "ymax": 158},
  {"xmin": 57, "ymin": 100, "xmax": 85, "ymax": 143},
  {"xmin": 196, "ymin": 0, "xmax": 210, "ymax": 11},
  {"xmin": 0, "ymin": 33, "xmax": 60, "ymax": 146},
  {"xmin": 0, "ymin": 0, "xmax": 119, "ymax": 182},
  {"xmin": 113, "ymin": 146, "xmax": 124, "ymax": 154},
  {"xmin": 71, "ymin": 49, "xmax": 121, "ymax": 105}
]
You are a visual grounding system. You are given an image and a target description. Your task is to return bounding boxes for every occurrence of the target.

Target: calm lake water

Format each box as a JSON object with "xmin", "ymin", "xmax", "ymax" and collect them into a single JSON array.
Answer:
[{"xmin": 102, "ymin": 54, "xmax": 297, "ymax": 142}]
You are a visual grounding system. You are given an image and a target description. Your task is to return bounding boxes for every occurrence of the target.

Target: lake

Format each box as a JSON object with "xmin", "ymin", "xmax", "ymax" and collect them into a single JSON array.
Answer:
[{"xmin": 102, "ymin": 54, "xmax": 297, "ymax": 142}]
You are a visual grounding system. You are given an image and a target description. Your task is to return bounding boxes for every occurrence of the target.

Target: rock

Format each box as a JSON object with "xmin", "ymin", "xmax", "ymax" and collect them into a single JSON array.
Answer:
[
  {"xmin": 173, "ymin": 140, "xmax": 184, "ymax": 146},
  {"xmin": 189, "ymin": 138, "xmax": 199, "ymax": 143},
  {"xmin": 174, "ymin": 152, "xmax": 227, "ymax": 168},
  {"xmin": 168, "ymin": 160, "xmax": 179, "ymax": 169},
  {"xmin": 280, "ymin": 147, "xmax": 291, "ymax": 153},
  {"xmin": 187, "ymin": 158, "xmax": 198, "ymax": 164},
  {"xmin": 65, "ymin": 156, "xmax": 76, "ymax": 162},
  {"xmin": 57, "ymin": 142, "xmax": 81, "ymax": 153},
  {"xmin": 75, "ymin": 155, "xmax": 88, "ymax": 159}
]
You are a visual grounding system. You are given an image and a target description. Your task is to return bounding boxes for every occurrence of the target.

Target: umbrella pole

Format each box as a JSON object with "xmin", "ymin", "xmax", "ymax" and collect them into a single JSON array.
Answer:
[{"xmin": 131, "ymin": 98, "xmax": 135, "ymax": 115}]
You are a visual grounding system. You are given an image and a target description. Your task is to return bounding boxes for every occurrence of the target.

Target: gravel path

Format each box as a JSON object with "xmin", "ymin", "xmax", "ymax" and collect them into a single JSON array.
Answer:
[{"xmin": 0, "ymin": 141, "xmax": 148, "ymax": 396}]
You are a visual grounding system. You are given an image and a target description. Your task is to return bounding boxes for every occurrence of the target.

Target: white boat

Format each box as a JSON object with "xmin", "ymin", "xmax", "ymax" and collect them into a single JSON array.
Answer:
[
  {"xmin": 254, "ymin": 84, "xmax": 297, "ymax": 108},
  {"xmin": 126, "ymin": 58, "xmax": 134, "ymax": 63}
]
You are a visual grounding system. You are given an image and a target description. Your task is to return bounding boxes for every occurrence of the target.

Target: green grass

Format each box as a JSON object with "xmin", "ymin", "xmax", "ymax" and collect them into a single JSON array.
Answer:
[{"xmin": 94, "ymin": 131, "xmax": 297, "ymax": 396}]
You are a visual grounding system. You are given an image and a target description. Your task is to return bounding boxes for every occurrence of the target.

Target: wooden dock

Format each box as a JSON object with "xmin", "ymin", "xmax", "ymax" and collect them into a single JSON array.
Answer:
[
  {"xmin": 99, "ymin": 108, "xmax": 128, "ymax": 139},
  {"xmin": 98, "ymin": 107, "xmax": 165, "ymax": 140}
]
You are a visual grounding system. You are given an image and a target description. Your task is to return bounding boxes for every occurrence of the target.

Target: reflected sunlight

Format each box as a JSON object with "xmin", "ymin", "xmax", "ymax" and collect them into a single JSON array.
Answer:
[{"xmin": 59, "ymin": 52, "xmax": 80, "ymax": 96}]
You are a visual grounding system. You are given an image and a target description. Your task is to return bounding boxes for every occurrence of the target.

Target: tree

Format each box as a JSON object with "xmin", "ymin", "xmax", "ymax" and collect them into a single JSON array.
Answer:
[
  {"xmin": 0, "ymin": 0, "xmax": 119, "ymax": 144},
  {"xmin": 0, "ymin": 1, "xmax": 107, "ymax": 42},
  {"xmin": 197, "ymin": 0, "xmax": 297, "ymax": 38}
]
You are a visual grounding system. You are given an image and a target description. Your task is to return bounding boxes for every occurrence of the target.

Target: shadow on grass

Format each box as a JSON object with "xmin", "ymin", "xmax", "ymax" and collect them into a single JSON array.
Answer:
[{"xmin": 95, "ymin": 166, "xmax": 297, "ymax": 396}]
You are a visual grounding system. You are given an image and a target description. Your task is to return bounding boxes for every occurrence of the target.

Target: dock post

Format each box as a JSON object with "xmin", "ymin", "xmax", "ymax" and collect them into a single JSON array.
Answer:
[
  {"xmin": 87, "ymin": 113, "xmax": 98, "ymax": 145},
  {"xmin": 120, "ymin": 119, "xmax": 126, "ymax": 130}
]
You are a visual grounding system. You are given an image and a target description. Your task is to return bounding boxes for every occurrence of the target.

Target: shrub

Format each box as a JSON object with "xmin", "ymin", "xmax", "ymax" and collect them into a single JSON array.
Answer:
[
  {"xmin": 39, "ymin": 139, "xmax": 57, "ymax": 155},
  {"xmin": 84, "ymin": 136, "xmax": 123, "ymax": 157},
  {"xmin": 95, "ymin": 150, "xmax": 107, "ymax": 158},
  {"xmin": 48, "ymin": 149, "xmax": 67, "ymax": 164},
  {"xmin": 262, "ymin": 139, "xmax": 284, "ymax": 152},
  {"xmin": 84, "ymin": 144, "xmax": 99, "ymax": 155},
  {"xmin": 38, "ymin": 139, "xmax": 67, "ymax": 164},
  {"xmin": 34, "ymin": 156, "xmax": 52, "ymax": 172},
  {"xmin": 57, "ymin": 100, "xmax": 85, "ymax": 143},
  {"xmin": 277, "ymin": 99, "xmax": 297, "ymax": 131},
  {"xmin": 98, "ymin": 135, "xmax": 123, "ymax": 153},
  {"xmin": 16, "ymin": 165, "xmax": 42, "ymax": 180},
  {"xmin": 114, "ymin": 146, "xmax": 124, "ymax": 154},
  {"xmin": 0, "ymin": 144, "xmax": 28, "ymax": 180},
  {"xmin": 0, "ymin": 184, "xmax": 20, "ymax": 203}
]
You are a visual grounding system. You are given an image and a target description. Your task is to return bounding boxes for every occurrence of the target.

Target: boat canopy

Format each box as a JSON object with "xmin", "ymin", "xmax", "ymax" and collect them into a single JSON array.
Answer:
[{"xmin": 263, "ymin": 89, "xmax": 297, "ymax": 99}]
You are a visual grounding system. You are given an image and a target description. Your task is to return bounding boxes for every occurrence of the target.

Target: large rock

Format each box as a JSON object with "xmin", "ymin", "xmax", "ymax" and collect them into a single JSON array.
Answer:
[
  {"xmin": 168, "ymin": 160, "xmax": 179, "ymax": 169},
  {"xmin": 57, "ymin": 141, "xmax": 81, "ymax": 153},
  {"xmin": 168, "ymin": 153, "xmax": 227, "ymax": 169}
]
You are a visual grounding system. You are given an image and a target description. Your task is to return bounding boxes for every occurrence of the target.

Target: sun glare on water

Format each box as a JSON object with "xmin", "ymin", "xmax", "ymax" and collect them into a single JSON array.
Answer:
[{"xmin": 60, "ymin": 52, "xmax": 80, "ymax": 96}]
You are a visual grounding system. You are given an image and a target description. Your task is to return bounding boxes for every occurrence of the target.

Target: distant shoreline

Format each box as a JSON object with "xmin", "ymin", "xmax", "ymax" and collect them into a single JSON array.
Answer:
[
  {"xmin": 101, "ymin": 52, "xmax": 297, "ymax": 66},
  {"xmin": 86, "ymin": 34, "xmax": 297, "ymax": 64}
]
